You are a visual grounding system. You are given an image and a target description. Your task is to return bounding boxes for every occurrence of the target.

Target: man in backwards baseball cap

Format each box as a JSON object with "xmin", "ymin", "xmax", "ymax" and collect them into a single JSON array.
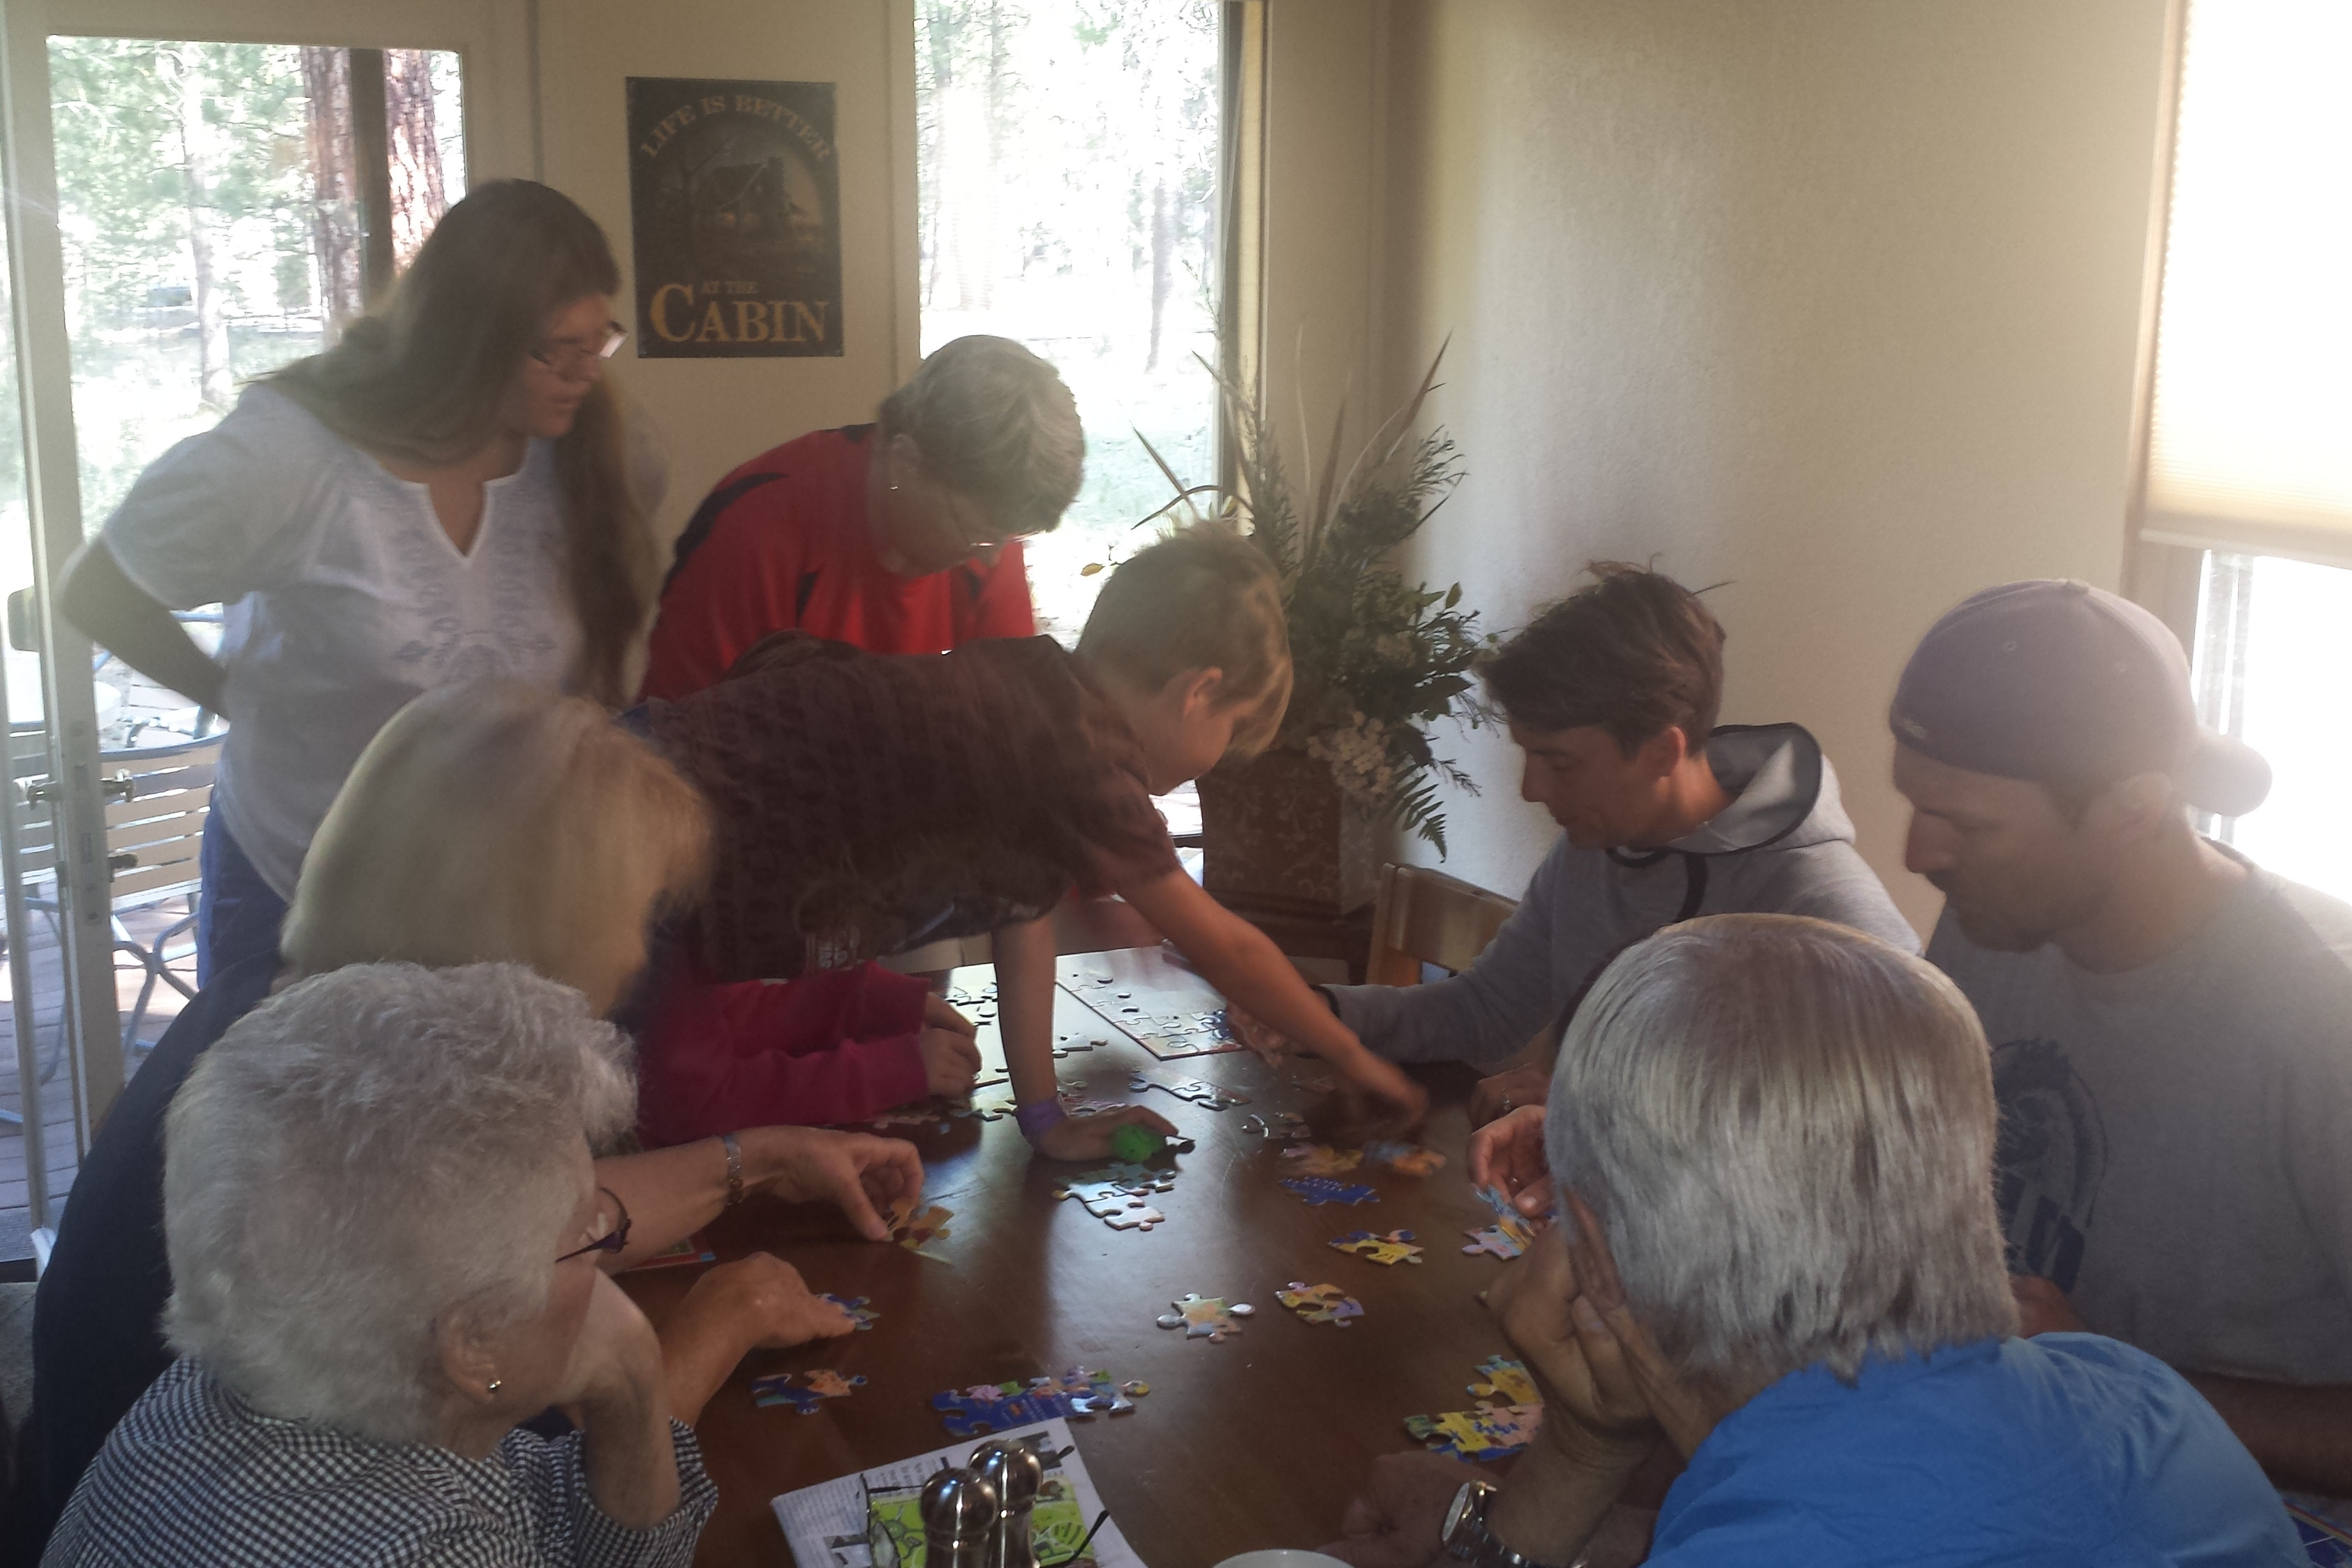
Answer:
[{"xmin": 1892, "ymin": 579, "xmax": 2352, "ymax": 1497}]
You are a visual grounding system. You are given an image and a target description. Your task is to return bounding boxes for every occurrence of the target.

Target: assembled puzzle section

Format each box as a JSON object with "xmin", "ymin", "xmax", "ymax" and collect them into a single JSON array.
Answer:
[{"xmin": 1059, "ymin": 952, "xmax": 1245, "ymax": 1060}]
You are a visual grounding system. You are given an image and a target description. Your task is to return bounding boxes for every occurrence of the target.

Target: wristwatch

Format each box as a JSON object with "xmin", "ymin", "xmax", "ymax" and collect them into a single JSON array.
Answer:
[{"xmin": 1442, "ymin": 1480, "xmax": 1574, "ymax": 1568}]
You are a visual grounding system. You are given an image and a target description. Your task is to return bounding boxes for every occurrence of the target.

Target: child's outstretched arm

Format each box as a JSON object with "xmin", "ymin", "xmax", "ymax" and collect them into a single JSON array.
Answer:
[
  {"xmin": 995, "ymin": 914, "xmax": 1179, "ymax": 1160},
  {"xmin": 1118, "ymin": 869, "xmax": 1429, "ymax": 1129}
]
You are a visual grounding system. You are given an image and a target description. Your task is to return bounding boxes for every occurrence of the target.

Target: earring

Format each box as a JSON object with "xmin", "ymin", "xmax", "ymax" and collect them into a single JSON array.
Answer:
[{"xmin": 486, "ymin": 1378, "xmax": 503, "ymax": 1395}]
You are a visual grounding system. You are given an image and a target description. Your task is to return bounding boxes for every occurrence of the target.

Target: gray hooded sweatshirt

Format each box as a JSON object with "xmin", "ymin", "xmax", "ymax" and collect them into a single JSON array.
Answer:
[{"xmin": 1330, "ymin": 724, "xmax": 1918, "ymax": 1066}]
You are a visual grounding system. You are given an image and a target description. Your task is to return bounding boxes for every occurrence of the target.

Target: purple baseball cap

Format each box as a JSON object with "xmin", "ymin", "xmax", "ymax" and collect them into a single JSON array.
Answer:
[{"xmin": 1889, "ymin": 579, "xmax": 2270, "ymax": 817}]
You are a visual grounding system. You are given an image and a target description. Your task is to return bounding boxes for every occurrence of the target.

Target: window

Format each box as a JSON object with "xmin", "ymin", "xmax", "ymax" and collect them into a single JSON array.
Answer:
[
  {"xmin": 2138, "ymin": 0, "xmax": 2352, "ymax": 898},
  {"xmin": 912, "ymin": 1, "xmax": 1230, "ymax": 644}
]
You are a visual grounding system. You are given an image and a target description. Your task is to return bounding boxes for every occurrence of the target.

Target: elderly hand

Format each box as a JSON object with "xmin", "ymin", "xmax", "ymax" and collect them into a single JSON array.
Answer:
[
  {"xmin": 1467, "ymin": 1104, "xmax": 1554, "ymax": 1218},
  {"xmin": 2011, "ymin": 1274, "xmax": 2087, "ymax": 1336},
  {"xmin": 1468, "ymin": 1065, "xmax": 1549, "ymax": 1131},
  {"xmin": 1487, "ymin": 1219, "xmax": 1659, "ymax": 1459},
  {"xmin": 1031, "ymin": 1104, "xmax": 1180, "ymax": 1162},
  {"xmin": 1319, "ymin": 1450, "xmax": 1481, "ymax": 1568},
  {"xmin": 745, "ymin": 1127, "xmax": 925, "ymax": 1241},
  {"xmin": 655, "ymin": 1252, "xmax": 855, "ymax": 1426}
]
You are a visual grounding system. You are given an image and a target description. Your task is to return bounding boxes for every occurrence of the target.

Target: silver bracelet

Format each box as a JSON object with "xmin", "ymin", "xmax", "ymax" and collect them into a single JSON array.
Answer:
[{"xmin": 720, "ymin": 1131, "xmax": 745, "ymax": 1207}]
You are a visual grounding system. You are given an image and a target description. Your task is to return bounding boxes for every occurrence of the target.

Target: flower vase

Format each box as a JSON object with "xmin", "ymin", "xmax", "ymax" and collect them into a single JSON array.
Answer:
[{"xmin": 1195, "ymin": 748, "xmax": 1379, "ymax": 920}]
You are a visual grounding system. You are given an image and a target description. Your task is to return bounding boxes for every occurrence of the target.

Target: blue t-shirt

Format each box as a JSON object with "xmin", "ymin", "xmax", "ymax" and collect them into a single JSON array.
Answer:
[{"xmin": 1652, "ymin": 1335, "xmax": 2302, "ymax": 1567}]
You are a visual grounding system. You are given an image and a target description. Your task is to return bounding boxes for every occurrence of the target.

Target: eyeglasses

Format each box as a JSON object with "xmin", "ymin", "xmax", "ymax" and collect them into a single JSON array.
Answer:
[
  {"xmin": 530, "ymin": 322, "xmax": 627, "ymax": 375},
  {"xmin": 555, "ymin": 1187, "xmax": 633, "ymax": 1264}
]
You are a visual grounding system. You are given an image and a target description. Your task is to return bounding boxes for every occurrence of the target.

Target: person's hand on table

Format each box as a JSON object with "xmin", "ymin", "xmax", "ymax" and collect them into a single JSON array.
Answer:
[
  {"xmin": 1312, "ymin": 1049, "xmax": 1428, "ymax": 1141},
  {"xmin": 737, "ymin": 1127, "xmax": 924, "ymax": 1241},
  {"xmin": 654, "ymin": 1252, "xmax": 856, "ymax": 1426},
  {"xmin": 1319, "ymin": 1450, "xmax": 1482, "ymax": 1568},
  {"xmin": 1468, "ymin": 1104, "xmax": 1554, "ymax": 1217},
  {"xmin": 2011, "ymin": 1274, "xmax": 2087, "ymax": 1336},
  {"xmin": 918, "ymin": 1025, "xmax": 983, "ymax": 1097},
  {"xmin": 1225, "ymin": 1004, "xmax": 1294, "ymax": 1066},
  {"xmin": 1030, "ymin": 1103, "xmax": 1179, "ymax": 1162},
  {"xmin": 922, "ymin": 992, "xmax": 977, "ymax": 1038},
  {"xmin": 1468, "ymin": 1065, "xmax": 1550, "ymax": 1131}
]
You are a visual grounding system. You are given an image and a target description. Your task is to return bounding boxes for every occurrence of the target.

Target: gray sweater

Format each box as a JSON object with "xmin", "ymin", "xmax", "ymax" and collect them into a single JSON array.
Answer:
[{"xmin": 1331, "ymin": 724, "xmax": 1918, "ymax": 1065}]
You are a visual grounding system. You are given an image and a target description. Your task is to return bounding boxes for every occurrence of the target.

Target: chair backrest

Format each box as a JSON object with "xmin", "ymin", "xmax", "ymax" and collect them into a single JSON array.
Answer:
[
  {"xmin": 13, "ymin": 737, "xmax": 221, "ymax": 904},
  {"xmin": 1365, "ymin": 862, "xmax": 1518, "ymax": 987}
]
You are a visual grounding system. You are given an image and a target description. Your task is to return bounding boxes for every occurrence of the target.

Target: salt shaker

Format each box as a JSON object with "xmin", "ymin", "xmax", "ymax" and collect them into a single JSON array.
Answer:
[
  {"xmin": 968, "ymin": 1438, "xmax": 1045, "ymax": 1568},
  {"xmin": 919, "ymin": 1467, "xmax": 1001, "ymax": 1568}
]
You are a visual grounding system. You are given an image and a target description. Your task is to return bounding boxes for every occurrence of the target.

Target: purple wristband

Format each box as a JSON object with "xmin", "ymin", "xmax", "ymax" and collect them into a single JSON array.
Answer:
[{"xmin": 1015, "ymin": 1100, "xmax": 1068, "ymax": 1144}]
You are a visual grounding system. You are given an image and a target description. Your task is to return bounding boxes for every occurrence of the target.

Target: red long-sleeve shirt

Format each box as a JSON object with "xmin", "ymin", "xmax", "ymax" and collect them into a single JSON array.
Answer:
[
  {"xmin": 635, "ymin": 948, "xmax": 938, "ymax": 1141},
  {"xmin": 639, "ymin": 424, "xmax": 1036, "ymax": 702}
]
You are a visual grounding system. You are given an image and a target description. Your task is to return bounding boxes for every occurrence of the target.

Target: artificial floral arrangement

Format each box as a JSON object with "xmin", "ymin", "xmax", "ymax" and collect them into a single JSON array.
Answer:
[{"xmin": 1135, "ymin": 347, "xmax": 1491, "ymax": 853}]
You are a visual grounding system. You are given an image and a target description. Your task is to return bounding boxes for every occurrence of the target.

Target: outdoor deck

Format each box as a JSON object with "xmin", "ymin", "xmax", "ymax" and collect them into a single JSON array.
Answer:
[{"xmin": 0, "ymin": 896, "xmax": 195, "ymax": 1259}]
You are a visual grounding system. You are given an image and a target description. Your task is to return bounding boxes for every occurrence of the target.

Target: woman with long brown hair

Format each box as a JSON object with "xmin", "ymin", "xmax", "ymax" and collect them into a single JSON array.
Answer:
[{"xmin": 57, "ymin": 178, "xmax": 663, "ymax": 982}]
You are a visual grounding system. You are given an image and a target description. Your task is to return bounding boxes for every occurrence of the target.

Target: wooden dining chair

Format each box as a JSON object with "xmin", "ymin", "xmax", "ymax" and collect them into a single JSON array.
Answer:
[{"xmin": 1364, "ymin": 862, "xmax": 1518, "ymax": 987}]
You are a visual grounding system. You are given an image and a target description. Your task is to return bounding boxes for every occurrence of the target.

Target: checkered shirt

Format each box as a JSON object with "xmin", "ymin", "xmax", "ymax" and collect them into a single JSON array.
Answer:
[{"xmin": 40, "ymin": 1358, "xmax": 718, "ymax": 1567}]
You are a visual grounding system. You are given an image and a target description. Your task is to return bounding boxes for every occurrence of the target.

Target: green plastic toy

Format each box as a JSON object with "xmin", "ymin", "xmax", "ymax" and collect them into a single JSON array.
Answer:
[{"xmin": 1109, "ymin": 1123, "xmax": 1167, "ymax": 1164}]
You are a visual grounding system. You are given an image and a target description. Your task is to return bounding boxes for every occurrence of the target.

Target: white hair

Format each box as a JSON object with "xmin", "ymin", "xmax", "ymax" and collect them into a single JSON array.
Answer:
[
  {"xmin": 163, "ymin": 963, "xmax": 637, "ymax": 1443},
  {"xmin": 1545, "ymin": 914, "xmax": 2018, "ymax": 1389}
]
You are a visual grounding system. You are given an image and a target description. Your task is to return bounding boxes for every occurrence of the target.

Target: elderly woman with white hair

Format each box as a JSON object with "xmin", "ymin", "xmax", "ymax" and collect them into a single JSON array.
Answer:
[
  {"xmin": 41, "ymin": 963, "xmax": 716, "ymax": 1567},
  {"xmin": 1327, "ymin": 915, "xmax": 2302, "ymax": 1568}
]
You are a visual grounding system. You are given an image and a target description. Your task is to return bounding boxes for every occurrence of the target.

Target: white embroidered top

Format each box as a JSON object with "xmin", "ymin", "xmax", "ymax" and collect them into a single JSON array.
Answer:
[{"xmin": 101, "ymin": 384, "xmax": 593, "ymax": 899}]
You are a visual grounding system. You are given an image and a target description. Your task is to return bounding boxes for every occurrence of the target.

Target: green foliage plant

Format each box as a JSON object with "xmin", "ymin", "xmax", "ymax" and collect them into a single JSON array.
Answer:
[{"xmin": 1137, "ymin": 343, "xmax": 1491, "ymax": 854}]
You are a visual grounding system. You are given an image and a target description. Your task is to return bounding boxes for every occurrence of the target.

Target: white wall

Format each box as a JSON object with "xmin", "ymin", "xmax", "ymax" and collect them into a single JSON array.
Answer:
[
  {"xmin": 1377, "ymin": 0, "xmax": 2173, "ymax": 933},
  {"xmin": 532, "ymin": 0, "xmax": 918, "ymax": 544}
]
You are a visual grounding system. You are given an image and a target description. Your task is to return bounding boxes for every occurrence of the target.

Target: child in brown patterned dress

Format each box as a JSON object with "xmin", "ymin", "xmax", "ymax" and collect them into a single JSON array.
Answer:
[{"xmin": 634, "ymin": 525, "xmax": 1428, "ymax": 1159}]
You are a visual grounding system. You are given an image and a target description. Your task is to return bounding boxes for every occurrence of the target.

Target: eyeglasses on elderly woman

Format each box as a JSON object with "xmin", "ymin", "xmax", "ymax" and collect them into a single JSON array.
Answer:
[{"xmin": 554, "ymin": 1185, "xmax": 632, "ymax": 1264}]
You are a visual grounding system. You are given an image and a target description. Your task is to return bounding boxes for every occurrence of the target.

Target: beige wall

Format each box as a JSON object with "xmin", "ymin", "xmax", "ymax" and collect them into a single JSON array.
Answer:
[
  {"xmin": 532, "ymin": 0, "xmax": 918, "ymax": 542},
  {"xmin": 1374, "ymin": 0, "xmax": 2173, "ymax": 934}
]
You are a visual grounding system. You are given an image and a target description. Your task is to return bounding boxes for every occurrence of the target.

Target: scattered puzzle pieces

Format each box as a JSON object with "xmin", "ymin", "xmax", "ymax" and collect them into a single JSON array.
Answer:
[
  {"xmin": 1329, "ymin": 1227, "xmax": 1424, "ymax": 1266},
  {"xmin": 1154, "ymin": 1292, "xmax": 1255, "ymax": 1342},
  {"xmin": 1461, "ymin": 1184, "xmax": 1545, "ymax": 1259},
  {"xmin": 752, "ymin": 1368, "xmax": 868, "ymax": 1413},
  {"xmin": 931, "ymin": 1367, "xmax": 1150, "ymax": 1435},
  {"xmin": 1363, "ymin": 1140, "xmax": 1448, "ymax": 1177},
  {"xmin": 1280, "ymin": 1143, "xmax": 1364, "ymax": 1176},
  {"xmin": 1280, "ymin": 1176, "xmax": 1380, "ymax": 1207},
  {"xmin": 1051, "ymin": 1167, "xmax": 1173, "ymax": 1232},
  {"xmin": 1127, "ymin": 1068, "xmax": 1249, "ymax": 1109},
  {"xmin": 1275, "ymin": 1280, "xmax": 1364, "ymax": 1326},
  {"xmin": 892, "ymin": 1204, "xmax": 956, "ymax": 1260},
  {"xmin": 818, "ymin": 1294, "xmax": 879, "ymax": 1331}
]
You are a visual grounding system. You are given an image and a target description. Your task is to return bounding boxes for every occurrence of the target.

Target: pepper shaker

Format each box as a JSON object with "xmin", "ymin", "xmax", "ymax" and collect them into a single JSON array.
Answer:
[
  {"xmin": 919, "ymin": 1467, "xmax": 1001, "ymax": 1568},
  {"xmin": 968, "ymin": 1438, "xmax": 1045, "ymax": 1568}
]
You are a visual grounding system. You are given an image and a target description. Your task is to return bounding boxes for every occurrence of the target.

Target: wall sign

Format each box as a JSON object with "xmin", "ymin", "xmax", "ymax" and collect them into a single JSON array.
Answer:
[{"xmin": 626, "ymin": 77, "xmax": 843, "ymax": 358}]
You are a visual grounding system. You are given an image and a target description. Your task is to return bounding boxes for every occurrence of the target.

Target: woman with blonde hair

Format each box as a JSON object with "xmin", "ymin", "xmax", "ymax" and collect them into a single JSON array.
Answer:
[
  {"xmin": 17, "ymin": 681, "xmax": 922, "ymax": 1555},
  {"xmin": 59, "ymin": 179, "xmax": 667, "ymax": 983},
  {"xmin": 1329, "ymin": 915, "xmax": 2302, "ymax": 1567}
]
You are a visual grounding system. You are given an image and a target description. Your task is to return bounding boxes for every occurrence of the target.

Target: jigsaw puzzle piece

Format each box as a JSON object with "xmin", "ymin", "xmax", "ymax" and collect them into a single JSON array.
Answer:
[
  {"xmin": 818, "ymin": 1293, "xmax": 880, "ymax": 1331},
  {"xmin": 1280, "ymin": 1143, "xmax": 1363, "ymax": 1176},
  {"xmin": 752, "ymin": 1375, "xmax": 827, "ymax": 1413},
  {"xmin": 1468, "ymin": 1356, "xmax": 1539, "ymax": 1405},
  {"xmin": 1280, "ymin": 1177, "xmax": 1380, "ymax": 1207},
  {"xmin": 1275, "ymin": 1280, "xmax": 1365, "ymax": 1326},
  {"xmin": 1363, "ymin": 1140, "xmax": 1447, "ymax": 1176},
  {"xmin": 1329, "ymin": 1227, "xmax": 1424, "ymax": 1265},
  {"xmin": 1156, "ymin": 1292, "xmax": 1254, "ymax": 1341}
]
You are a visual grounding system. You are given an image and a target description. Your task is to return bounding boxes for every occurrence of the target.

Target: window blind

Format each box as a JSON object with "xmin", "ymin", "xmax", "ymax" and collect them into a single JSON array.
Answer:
[{"xmin": 2143, "ymin": 0, "xmax": 2352, "ymax": 563}]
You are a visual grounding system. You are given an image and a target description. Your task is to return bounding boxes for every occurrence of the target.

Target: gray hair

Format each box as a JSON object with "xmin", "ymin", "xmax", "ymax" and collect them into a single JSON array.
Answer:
[
  {"xmin": 877, "ymin": 334, "xmax": 1083, "ymax": 534},
  {"xmin": 1545, "ymin": 915, "xmax": 2017, "ymax": 1389},
  {"xmin": 163, "ymin": 963, "xmax": 637, "ymax": 1443}
]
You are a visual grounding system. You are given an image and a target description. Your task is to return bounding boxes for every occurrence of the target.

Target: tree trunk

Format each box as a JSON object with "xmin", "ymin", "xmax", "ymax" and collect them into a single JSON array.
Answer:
[
  {"xmin": 1146, "ymin": 170, "xmax": 1174, "ymax": 371},
  {"xmin": 172, "ymin": 50, "xmax": 232, "ymax": 411},
  {"xmin": 300, "ymin": 47, "xmax": 365, "ymax": 335},
  {"xmin": 382, "ymin": 49, "xmax": 447, "ymax": 270}
]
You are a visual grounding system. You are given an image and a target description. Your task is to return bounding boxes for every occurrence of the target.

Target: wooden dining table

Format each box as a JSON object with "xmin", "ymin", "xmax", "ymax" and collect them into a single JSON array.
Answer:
[{"xmin": 619, "ymin": 948, "xmax": 1517, "ymax": 1568}]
